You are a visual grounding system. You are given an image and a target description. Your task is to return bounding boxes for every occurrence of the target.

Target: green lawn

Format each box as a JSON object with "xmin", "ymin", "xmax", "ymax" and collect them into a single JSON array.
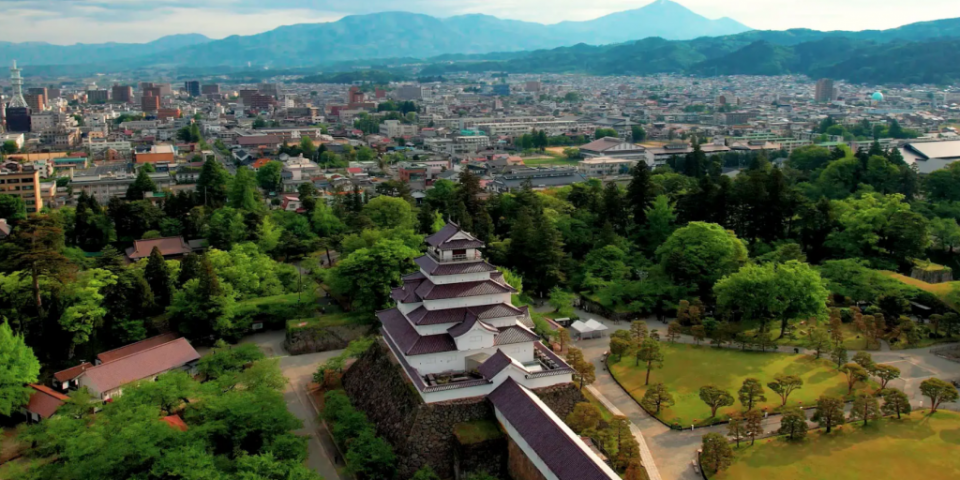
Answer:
[
  {"xmin": 712, "ymin": 411, "xmax": 960, "ymax": 480},
  {"xmin": 610, "ymin": 343, "xmax": 876, "ymax": 427}
]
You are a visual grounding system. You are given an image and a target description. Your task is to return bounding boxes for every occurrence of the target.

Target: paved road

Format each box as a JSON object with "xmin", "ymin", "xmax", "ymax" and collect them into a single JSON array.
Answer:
[
  {"xmin": 237, "ymin": 329, "xmax": 345, "ymax": 480},
  {"xmin": 562, "ymin": 308, "xmax": 960, "ymax": 480}
]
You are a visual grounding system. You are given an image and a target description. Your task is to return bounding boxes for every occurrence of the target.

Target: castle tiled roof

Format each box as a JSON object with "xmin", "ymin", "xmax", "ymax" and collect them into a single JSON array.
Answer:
[
  {"xmin": 447, "ymin": 314, "xmax": 498, "ymax": 338},
  {"xmin": 415, "ymin": 278, "xmax": 514, "ymax": 300},
  {"xmin": 425, "ymin": 222, "xmax": 485, "ymax": 250},
  {"xmin": 494, "ymin": 325, "xmax": 540, "ymax": 345},
  {"xmin": 406, "ymin": 303, "xmax": 525, "ymax": 326},
  {"xmin": 488, "ymin": 379, "xmax": 619, "ymax": 480},
  {"xmin": 378, "ymin": 308, "xmax": 457, "ymax": 356},
  {"xmin": 415, "ymin": 255, "xmax": 497, "ymax": 276},
  {"xmin": 477, "ymin": 349, "xmax": 514, "ymax": 380}
]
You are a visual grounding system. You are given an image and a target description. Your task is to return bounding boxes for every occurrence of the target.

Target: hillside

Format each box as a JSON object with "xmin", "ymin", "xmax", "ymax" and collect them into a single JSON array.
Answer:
[
  {"xmin": 413, "ymin": 22, "xmax": 960, "ymax": 84},
  {"xmin": 2, "ymin": 1, "xmax": 748, "ymax": 67}
]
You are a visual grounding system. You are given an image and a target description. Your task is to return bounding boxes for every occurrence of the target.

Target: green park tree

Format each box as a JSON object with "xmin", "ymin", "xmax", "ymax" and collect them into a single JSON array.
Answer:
[
  {"xmin": 699, "ymin": 385, "xmax": 735, "ymax": 418},
  {"xmin": 641, "ymin": 383, "xmax": 674, "ymax": 414},
  {"xmin": 812, "ymin": 395, "xmax": 845, "ymax": 433},
  {"xmin": 0, "ymin": 322, "xmax": 41, "ymax": 415}
]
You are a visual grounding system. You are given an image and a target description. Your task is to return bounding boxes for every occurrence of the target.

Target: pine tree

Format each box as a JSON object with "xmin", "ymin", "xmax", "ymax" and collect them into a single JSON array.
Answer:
[
  {"xmin": 178, "ymin": 253, "xmax": 203, "ymax": 287},
  {"xmin": 228, "ymin": 166, "xmax": 260, "ymax": 211},
  {"xmin": 417, "ymin": 206, "xmax": 436, "ymax": 235},
  {"xmin": 627, "ymin": 163, "xmax": 654, "ymax": 227},
  {"xmin": 602, "ymin": 182, "xmax": 627, "ymax": 234},
  {"xmin": 474, "ymin": 205, "xmax": 494, "ymax": 243},
  {"xmin": 531, "ymin": 212, "xmax": 566, "ymax": 296},
  {"xmin": 143, "ymin": 246, "xmax": 172, "ymax": 310},
  {"xmin": 126, "ymin": 168, "xmax": 157, "ymax": 200}
]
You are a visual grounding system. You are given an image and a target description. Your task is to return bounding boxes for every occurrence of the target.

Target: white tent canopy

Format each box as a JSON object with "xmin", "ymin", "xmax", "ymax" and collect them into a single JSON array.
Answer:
[{"xmin": 569, "ymin": 319, "xmax": 608, "ymax": 339}]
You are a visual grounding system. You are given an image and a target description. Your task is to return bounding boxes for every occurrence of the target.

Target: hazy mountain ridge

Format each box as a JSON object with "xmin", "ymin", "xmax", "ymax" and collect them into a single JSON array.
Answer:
[
  {"xmin": 0, "ymin": 34, "xmax": 211, "ymax": 66},
  {"xmin": 1, "ymin": 1, "xmax": 749, "ymax": 67}
]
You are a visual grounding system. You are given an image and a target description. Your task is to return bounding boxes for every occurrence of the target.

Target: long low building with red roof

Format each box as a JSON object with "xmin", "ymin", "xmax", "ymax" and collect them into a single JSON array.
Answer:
[{"xmin": 53, "ymin": 334, "xmax": 200, "ymax": 401}]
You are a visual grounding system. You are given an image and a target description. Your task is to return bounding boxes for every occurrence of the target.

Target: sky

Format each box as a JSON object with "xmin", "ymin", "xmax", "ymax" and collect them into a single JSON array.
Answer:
[{"xmin": 1, "ymin": 0, "xmax": 958, "ymax": 44}]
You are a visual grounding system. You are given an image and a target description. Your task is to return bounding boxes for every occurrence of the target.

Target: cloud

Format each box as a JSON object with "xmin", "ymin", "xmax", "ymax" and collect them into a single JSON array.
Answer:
[{"xmin": 0, "ymin": 0, "xmax": 959, "ymax": 44}]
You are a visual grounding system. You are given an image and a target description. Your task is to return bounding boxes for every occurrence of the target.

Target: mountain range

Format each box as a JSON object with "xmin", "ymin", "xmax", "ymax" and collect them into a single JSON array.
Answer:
[
  {"xmin": 1, "ymin": 1, "xmax": 750, "ymax": 68},
  {"xmin": 410, "ymin": 18, "xmax": 960, "ymax": 85}
]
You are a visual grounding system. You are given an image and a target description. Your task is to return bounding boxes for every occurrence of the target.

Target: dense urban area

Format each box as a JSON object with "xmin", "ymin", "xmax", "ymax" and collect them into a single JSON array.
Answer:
[{"xmin": 1, "ymin": 4, "xmax": 960, "ymax": 480}]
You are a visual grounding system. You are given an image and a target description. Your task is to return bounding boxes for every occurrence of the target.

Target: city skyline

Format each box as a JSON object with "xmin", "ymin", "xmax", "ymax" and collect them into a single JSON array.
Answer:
[{"xmin": 0, "ymin": 0, "xmax": 958, "ymax": 45}]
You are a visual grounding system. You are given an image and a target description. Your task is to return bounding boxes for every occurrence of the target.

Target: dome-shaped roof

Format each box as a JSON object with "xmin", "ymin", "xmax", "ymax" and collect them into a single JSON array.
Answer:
[{"xmin": 872, "ymin": 91, "xmax": 884, "ymax": 101}]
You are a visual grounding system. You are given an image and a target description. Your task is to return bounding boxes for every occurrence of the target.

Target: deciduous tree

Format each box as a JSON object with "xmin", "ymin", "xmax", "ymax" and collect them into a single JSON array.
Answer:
[
  {"xmin": 872, "ymin": 364, "xmax": 901, "ymax": 391},
  {"xmin": 700, "ymin": 433, "xmax": 733, "ymax": 474},
  {"xmin": 699, "ymin": 385, "xmax": 735, "ymax": 418},
  {"xmin": 849, "ymin": 392, "xmax": 881, "ymax": 426},
  {"xmin": 727, "ymin": 413, "xmax": 747, "ymax": 447},
  {"xmin": 738, "ymin": 378, "xmax": 766, "ymax": 411},
  {"xmin": 880, "ymin": 388, "xmax": 912, "ymax": 419},
  {"xmin": 812, "ymin": 395, "xmax": 845, "ymax": 433},
  {"xmin": 636, "ymin": 338, "xmax": 664, "ymax": 385},
  {"xmin": 840, "ymin": 363, "xmax": 868, "ymax": 395},
  {"xmin": 0, "ymin": 322, "xmax": 40, "ymax": 415},
  {"xmin": 767, "ymin": 374, "xmax": 803, "ymax": 406},
  {"xmin": 920, "ymin": 378, "xmax": 959, "ymax": 413},
  {"xmin": 778, "ymin": 407, "xmax": 808, "ymax": 440},
  {"xmin": 744, "ymin": 409, "xmax": 763, "ymax": 445},
  {"xmin": 641, "ymin": 383, "xmax": 674, "ymax": 414},
  {"xmin": 566, "ymin": 402, "xmax": 602, "ymax": 434}
]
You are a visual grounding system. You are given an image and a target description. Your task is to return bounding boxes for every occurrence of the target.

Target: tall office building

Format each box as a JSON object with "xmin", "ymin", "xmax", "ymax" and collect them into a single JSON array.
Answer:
[
  {"xmin": 6, "ymin": 61, "xmax": 32, "ymax": 132},
  {"xmin": 142, "ymin": 94, "xmax": 160, "ymax": 113},
  {"xmin": 258, "ymin": 83, "xmax": 280, "ymax": 98},
  {"xmin": 27, "ymin": 87, "xmax": 48, "ymax": 100},
  {"xmin": 87, "ymin": 89, "xmax": 109, "ymax": 103},
  {"xmin": 24, "ymin": 94, "xmax": 45, "ymax": 112},
  {"xmin": 815, "ymin": 78, "xmax": 836, "ymax": 103},
  {"xmin": 201, "ymin": 84, "xmax": 220, "ymax": 95},
  {"xmin": 184, "ymin": 80, "xmax": 201, "ymax": 97},
  {"xmin": 112, "ymin": 85, "xmax": 133, "ymax": 103}
]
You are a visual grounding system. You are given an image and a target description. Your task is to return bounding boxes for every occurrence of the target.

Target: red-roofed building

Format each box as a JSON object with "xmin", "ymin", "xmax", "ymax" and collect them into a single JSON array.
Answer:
[
  {"xmin": 24, "ymin": 384, "xmax": 69, "ymax": 422},
  {"xmin": 125, "ymin": 236, "xmax": 193, "ymax": 262},
  {"xmin": 251, "ymin": 158, "xmax": 272, "ymax": 170},
  {"xmin": 77, "ymin": 337, "xmax": 200, "ymax": 400},
  {"xmin": 96, "ymin": 333, "xmax": 178, "ymax": 365},
  {"xmin": 53, "ymin": 362, "xmax": 93, "ymax": 391},
  {"xmin": 162, "ymin": 414, "xmax": 189, "ymax": 432}
]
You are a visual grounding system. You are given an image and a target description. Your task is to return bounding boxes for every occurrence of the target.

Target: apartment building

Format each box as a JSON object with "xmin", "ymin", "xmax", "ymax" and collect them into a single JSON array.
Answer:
[
  {"xmin": 0, "ymin": 164, "xmax": 57, "ymax": 212},
  {"xmin": 379, "ymin": 119, "xmax": 419, "ymax": 138},
  {"xmin": 475, "ymin": 120, "xmax": 577, "ymax": 137}
]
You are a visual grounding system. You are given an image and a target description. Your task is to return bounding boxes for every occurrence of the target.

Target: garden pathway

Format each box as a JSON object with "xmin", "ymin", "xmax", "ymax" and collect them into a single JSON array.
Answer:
[{"xmin": 564, "ymin": 307, "xmax": 960, "ymax": 480}]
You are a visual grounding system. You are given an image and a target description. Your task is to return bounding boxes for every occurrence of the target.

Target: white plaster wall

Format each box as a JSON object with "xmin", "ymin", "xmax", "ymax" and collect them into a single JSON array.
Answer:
[
  {"xmin": 397, "ymin": 301, "xmax": 421, "ymax": 316},
  {"xmin": 416, "ymin": 321, "xmax": 459, "ymax": 336},
  {"xmin": 453, "ymin": 328, "xmax": 496, "ymax": 350},
  {"xmin": 424, "ymin": 293, "xmax": 512, "ymax": 310},
  {"xmin": 408, "ymin": 342, "xmax": 535, "ymax": 375},
  {"xmin": 424, "ymin": 271, "xmax": 491, "ymax": 285}
]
